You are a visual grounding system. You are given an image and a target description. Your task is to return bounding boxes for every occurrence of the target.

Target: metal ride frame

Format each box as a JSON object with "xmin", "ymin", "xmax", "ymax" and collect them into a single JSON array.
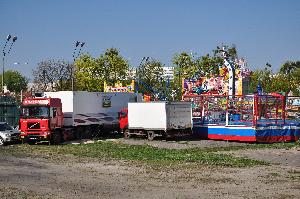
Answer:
[
  {"xmin": 183, "ymin": 94, "xmax": 300, "ymax": 142},
  {"xmin": 183, "ymin": 94, "xmax": 288, "ymax": 127}
]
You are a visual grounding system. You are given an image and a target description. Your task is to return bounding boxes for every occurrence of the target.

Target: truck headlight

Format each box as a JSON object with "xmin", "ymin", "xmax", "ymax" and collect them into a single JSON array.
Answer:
[{"xmin": 5, "ymin": 133, "xmax": 10, "ymax": 137}]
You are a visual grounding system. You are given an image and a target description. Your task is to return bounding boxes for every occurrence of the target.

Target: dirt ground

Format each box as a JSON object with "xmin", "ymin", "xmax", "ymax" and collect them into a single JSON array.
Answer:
[{"xmin": 1, "ymin": 139, "xmax": 300, "ymax": 199}]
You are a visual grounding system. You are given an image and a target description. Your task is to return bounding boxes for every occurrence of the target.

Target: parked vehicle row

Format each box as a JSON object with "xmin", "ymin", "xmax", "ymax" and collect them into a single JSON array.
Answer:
[{"xmin": 1, "ymin": 91, "xmax": 193, "ymax": 146}]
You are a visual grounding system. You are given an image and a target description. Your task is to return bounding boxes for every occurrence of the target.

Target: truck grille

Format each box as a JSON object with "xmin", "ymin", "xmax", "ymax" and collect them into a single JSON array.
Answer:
[
  {"xmin": 27, "ymin": 134, "xmax": 42, "ymax": 139},
  {"xmin": 27, "ymin": 122, "xmax": 40, "ymax": 129}
]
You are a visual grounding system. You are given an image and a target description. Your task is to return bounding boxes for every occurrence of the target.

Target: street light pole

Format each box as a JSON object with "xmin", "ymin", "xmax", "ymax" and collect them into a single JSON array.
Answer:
[
  {"xmin": 2, "ymin": 56, "xmax": 4, "ymax": 93},
  {"xmin": 71, "ymin": 41, "xmax": 85, "ymax": 91},
  {"xmin": 2, "ymin": 34, "xmax": 17, "ymax": 93}
]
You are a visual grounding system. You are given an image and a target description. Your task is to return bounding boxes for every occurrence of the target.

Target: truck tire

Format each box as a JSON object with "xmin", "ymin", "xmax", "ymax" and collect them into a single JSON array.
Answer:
[
  {"xmin": 90, "ymin": 125, "xmax": 101, "ymax": 138},
  {"xmin": 82, "ymin": 126, "xmax": 91, "ymax": 139},
  {"xmin": 27, "ymin": 140, "xmax": 36, "ymax": 145},
  {"xmin": 0, "ymin": 137, "xmax": 5, "ymax": 146},
  {"xmin": 124, "ymin": 129, "xmax": 131, "ymax": 139},
  {"xmin": 51, "ymin": 131, "xmax": 62, "ymax": 145},
  {"xmin": 74, "ymin": 127, "xmax": 82, "ymax": 140},
  {"xmin": 147, "ymin": 131, "xmax": 155, "ymax": 141}
]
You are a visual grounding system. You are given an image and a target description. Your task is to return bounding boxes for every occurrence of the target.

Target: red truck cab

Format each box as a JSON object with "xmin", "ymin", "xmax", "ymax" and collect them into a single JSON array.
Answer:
[{"xmin": 19, "ymin": 97, "xmax": 63, "ymax": 144}]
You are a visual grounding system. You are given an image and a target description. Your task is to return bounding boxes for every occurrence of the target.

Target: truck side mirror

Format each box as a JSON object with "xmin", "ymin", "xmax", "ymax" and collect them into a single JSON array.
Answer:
[{"xmin": 121, "ymin": 112, "xmax": 127, "ymax": 118}]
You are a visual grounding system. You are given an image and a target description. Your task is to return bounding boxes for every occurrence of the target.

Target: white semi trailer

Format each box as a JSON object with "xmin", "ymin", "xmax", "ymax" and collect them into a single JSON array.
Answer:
[
  {"xmin": 43, "ymin": 91, "xmax": 142, "ymax": 139},
  {"xmin": 124, "ymin": 101, "xmax": 193, "ymax": 140}
]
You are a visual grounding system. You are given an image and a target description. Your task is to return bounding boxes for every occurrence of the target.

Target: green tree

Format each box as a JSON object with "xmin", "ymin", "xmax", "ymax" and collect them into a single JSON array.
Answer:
[
  {"xmin": 75, "ymin": 54, "xmax": 104, "ymax": 91},
  {"xmin": 213, "ymin": 44, "xmax": 238, "ymax": 61},
  {"xmin": 278, "ymin": 61, "xmax": 300, "ymax": 94},
  {"xmin": 249, "ymin": 64, "xmax": 274, "ymax": 93},
  {"xmin": 172, "ymin": 52, "xmax": 196, "ymax": 100},
  {"xmin": 172, "ymin": 52, "xmax": 196, "ymax": 80},
  {"xmin": 75, "ymin": 48, "xmax": 130, "ymax": 92},
  {"xmin": 136, "ymin": 59, "xmax": 166, "ymax": 99},
  {"xmin": 194, "ymin": 54, "xmax": 223, "ymax": 78},
  {"xmin": 103, "ymin": 48, "xmax": 129, "ymax": 85},
  {"xmin": 270, "ymin": 73, "xmax": 291, "ymax": 94},
  {"xmin": 0, "ymin": 70, "xmax": 28, "ymax": 93}
]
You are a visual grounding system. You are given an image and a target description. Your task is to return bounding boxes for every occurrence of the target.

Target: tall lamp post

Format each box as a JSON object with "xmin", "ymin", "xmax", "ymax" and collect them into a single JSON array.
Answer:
[
  {"xmin": 71, "ymin": 41, "xmax": 85, "ymax": 91},
  {"xmin": 2, "ymin": 34, "xmax": 17, "ymax": 93}
]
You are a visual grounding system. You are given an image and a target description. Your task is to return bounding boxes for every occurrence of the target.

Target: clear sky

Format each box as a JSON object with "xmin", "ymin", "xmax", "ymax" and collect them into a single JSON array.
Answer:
[{"xmin": 1, "ymin": 0, "xmax": 299, "ymax": 81}]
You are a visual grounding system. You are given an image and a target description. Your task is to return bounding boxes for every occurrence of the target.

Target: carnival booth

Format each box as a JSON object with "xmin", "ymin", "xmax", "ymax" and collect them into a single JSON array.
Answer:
[{"xmin": 183, "ymin": 94, "xmax": 300, "ymax": 142}]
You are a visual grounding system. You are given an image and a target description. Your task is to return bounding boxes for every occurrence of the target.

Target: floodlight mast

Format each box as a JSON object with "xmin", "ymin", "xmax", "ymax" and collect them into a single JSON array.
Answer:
[
  {"xmin": 71, "ymin": 41, "xmax": 85, "ymax": 91},
  {"xmin": 2, "ymin": 34, "xmax": 17, "ymax": 93}
]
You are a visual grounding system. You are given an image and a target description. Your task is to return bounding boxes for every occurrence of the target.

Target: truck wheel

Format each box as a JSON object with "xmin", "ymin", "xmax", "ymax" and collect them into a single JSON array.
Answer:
[
  {"xmin": 124, "ymin": 129, "xmax": 131, "ymax": 139},
  {"xmin": 147, "ymin": 131, "xmax": 155, "ymax": 141},
  {"xmin": 27, "ymin": 140, "xmax": 36, "ymax": 145},
  {"xmin": 0, "ymin": 137, "xmax": 5, "ymax": 146},
  {"xmin": 51, "ymin": 132, "xmax": 62, "ymax": 145},
  {"xmin": 75, "ymin": 131, "xmax": 81, "ymax": 140},
  {"xmin": 82, "ymin": 126, "xmax": 91, "ymax": 139},
  {"xmin": 74, "ymin": 127, "xmax": 83, "ymax": 140}
]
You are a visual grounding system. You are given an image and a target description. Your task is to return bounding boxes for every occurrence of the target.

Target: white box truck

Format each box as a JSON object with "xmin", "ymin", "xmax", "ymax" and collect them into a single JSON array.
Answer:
[{"xmin": 122, "ymin": 101, "xmax": 192, "ymax": 140}]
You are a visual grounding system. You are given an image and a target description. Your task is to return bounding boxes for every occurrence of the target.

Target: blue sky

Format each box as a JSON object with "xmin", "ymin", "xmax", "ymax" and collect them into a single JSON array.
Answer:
[{"xmin": 1, "ymin": 0, "xmax": 299, "ymax": 81}]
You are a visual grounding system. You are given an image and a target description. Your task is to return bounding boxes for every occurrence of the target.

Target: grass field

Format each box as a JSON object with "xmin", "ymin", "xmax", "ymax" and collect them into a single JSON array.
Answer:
[{"xmin": 6, "ymin": 140, "xmax": 298, "ymax": 168}]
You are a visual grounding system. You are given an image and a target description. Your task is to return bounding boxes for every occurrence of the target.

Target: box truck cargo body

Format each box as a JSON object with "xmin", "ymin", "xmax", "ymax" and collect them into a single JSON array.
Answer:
[{"xmin": 123, "ymin": 101, "xmax": 192, "ymax": 140}]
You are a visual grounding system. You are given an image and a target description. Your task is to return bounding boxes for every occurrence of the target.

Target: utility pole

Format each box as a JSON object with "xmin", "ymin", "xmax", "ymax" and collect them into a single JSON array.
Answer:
[{"xmin": 71, "ymin": 41, "xmax": 85, "ymax": 91}]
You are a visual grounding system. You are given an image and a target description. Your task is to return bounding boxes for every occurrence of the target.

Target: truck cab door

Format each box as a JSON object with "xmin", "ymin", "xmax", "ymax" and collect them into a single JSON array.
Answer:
[
  {"xmin": 119, "ymin": 109, "xmax": 128, "ymax": 130},
  {"xmin": 50, "ymin": 107, "xmax": 63, "ymax": 129},
  {"xmin": 56, "ymin": 107, "xmax": 63, "ymax": 127},
  {"xmin": 49, "ymin": 107, "xmax": 57, "ymax": 130}
]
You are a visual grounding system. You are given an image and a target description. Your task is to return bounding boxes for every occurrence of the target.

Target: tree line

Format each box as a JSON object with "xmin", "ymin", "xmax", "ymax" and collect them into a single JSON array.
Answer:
[{"xmin": 2, "ymin": 45, "xmax": 300, "ymax": 100}]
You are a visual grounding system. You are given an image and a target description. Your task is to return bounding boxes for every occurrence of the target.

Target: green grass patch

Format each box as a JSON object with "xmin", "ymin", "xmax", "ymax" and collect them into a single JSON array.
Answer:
[
  {"xmin": 2, "ymin": 141, "xmax": 268, "ymax": 168},
  {"xmin": 2, "ymin": 140, "xmax": 298, "ymax": 168},
  {"xmin": 201, "ymin": 141, "xmax": 299, "ymax": 152}
]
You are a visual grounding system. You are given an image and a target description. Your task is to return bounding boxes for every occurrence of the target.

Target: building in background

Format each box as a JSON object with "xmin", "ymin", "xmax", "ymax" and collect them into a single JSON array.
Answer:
[
  {"xmin": 162, "ymin": 67, "xmax": 174, "ymax": 80},
  {"xmin": 127, "ymin": 68, "xmax": 137, "ymax": 79}
]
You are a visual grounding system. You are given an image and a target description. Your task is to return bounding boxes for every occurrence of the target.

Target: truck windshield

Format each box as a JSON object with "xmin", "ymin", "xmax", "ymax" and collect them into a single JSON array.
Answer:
[{"xmin": 21, "ymin": 106, "xmax": 49, "ymax": 119}]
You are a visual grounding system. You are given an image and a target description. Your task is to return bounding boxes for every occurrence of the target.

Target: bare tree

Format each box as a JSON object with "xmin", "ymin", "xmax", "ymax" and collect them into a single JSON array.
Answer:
[{"xmin": 32, "ymin": 59, "xmax": 73, "ymax": 91}]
